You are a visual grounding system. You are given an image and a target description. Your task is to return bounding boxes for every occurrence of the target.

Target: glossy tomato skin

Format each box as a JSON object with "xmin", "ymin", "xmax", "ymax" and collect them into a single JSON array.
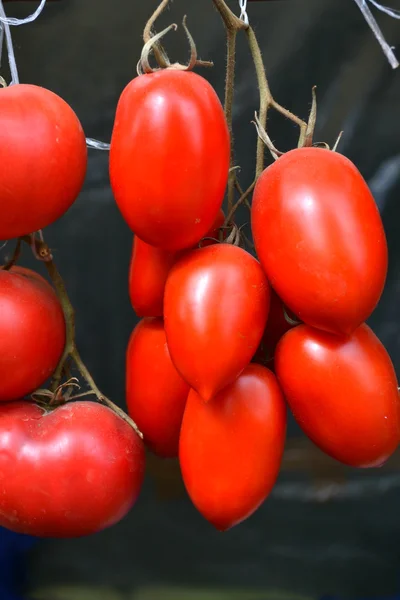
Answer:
[
  {"xmin": 110, "ymin": 70, "xmax": 230, "ymax": 250},
  {"xmin": 164, "ymin": 244, "xmax": 270, "ymax": 401},
  {"xmin": 0, "ymin": 400, "xmax": 145, "ymax": 537},
  {"xmin": 126, "ymin": 318, "xmax": 190, "ymax": 458},
  {"xmin": 252, "ymin": 148, "xmax": 388, "ymax": 336},
  {"xmin": 0, "ymin": 84, "xmax": 87, "ymax": 240},
  {"xmin": 275, "ymin": 324, "xmax": 400, "ymax": 468},
  {"xmin": 129, "ymin": 209, "xmax": 225, "ymax": 317},
  {"xmin": 0, "ymin": 267, "xmax": 65, "ymax": 402},
  {"xmin": 180, "ymin": 364, "xmax": 287, "ymax": 530}
]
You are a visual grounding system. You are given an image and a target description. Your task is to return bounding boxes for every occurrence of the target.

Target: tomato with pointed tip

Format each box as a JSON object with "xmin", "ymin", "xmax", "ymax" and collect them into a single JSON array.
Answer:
[
  {"xmin": 251, "ymin": 148, "xmax": 388, "ymax": 335},
  {"xmin": 110, "ymin": 70, "xmax": 230, "ymax": 250},
  {"xmin": 275, "ymin": 323, "xmax": 400, "ymax": 467},
  {"xmin": 129, "ymin": 210, "xmax": 225, "ymax": 317},
  {"xmin": 0, "ymin": 266, "xmax": 65, "ymax": 402},
  {"xmin": 179, "ymin": 364, "xmax": 287, "ymax": 531},
  {"xmin": 126, "ymin": 318, "xmax": 190, "ymax": 458},
  {"xmin": 0, "ymin": 400, "xmax": 145, "ymax": 537},
  {"xmin": 164, "ymin": 244, "xmax": 270, "ymax": 401},
  {"xmin": 0, "ymin": 84, "xmax": 87, "ymax": 240}
]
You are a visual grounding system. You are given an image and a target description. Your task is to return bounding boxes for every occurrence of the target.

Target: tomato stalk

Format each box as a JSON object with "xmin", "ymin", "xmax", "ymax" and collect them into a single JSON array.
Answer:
[
  {"xmin": 212, "ymin": 0, "xmax": 312, "ymax": 226},
  {"xmin": 18, "ymin": 235, "xmax": 143, "ymax": 438}
]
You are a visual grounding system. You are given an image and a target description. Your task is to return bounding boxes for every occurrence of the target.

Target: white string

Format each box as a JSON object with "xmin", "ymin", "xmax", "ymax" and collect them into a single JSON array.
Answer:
[
  {"xmin": 238, "ymin": 0, "xmax": 249, "ymax": 26},
  {"xmin": 368, "ymin": 0, "xmax": 400, "ymax": 18},
  {"xmin": 0, "ymin": 0, "xmax": 46, "ymax": 26},
  {"xmin": 353, "ymin": 0, "xmax": 399, "ymax": 68},
  {"xmin": 0, "ymin": 0, "xmax": 110, "ymax": 150}
]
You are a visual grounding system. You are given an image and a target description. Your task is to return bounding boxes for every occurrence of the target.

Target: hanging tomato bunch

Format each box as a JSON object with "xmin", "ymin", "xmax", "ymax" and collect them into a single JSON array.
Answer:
[{"xmin": 0, "ymin": 0, "xmax": 398, "ymax": 539}]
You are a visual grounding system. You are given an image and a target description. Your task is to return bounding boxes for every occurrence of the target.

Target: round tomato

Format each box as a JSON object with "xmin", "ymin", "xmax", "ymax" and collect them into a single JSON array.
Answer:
[
  {"xmin": 0, "ymin": 400, "xmax": 145, "ymax": 537},
  {"xmin": 0, "ymin": 267, "xmax": 65, "ymax": 401},
  {"xmin": 251, "ymin": 148, "xmax": 388, "ymax": 336},
  {"xmin": 0, "ymin": 84, "xmax": 87, "ymax": 240},
  {"xmin": 126, "ymin": 318, "xmax": 189, "ymax": 458},
  {"xmin": 129, "ymin": 209, "xmax": 225, "ymax": 317},
  {"xmin": 275, "ymin": 323, "xmax": 400, "ymax": 467},
  {"xmin": 179, "ymin": 364, "xmax": 287, "ymax": 530},
  {"xmin": 164, "ymin": 244, "xmax": 270, "ymax": 401},
  {"xmin": 109, "ymin": 70, "xmax": 230, "ymax": 250}
]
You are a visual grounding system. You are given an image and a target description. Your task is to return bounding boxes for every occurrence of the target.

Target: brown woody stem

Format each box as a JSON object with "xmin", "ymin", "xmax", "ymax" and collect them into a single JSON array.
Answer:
[{"xmin": 22, "ymin": 236, "xmax": 143, "ymax": 438}]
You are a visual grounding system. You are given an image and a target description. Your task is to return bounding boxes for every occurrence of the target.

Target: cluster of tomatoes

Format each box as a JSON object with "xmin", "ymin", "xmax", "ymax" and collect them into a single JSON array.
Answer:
[
  {"xmin": 0, "ymin": 60, "xmax": 398, "ymax": 538},
  {"xmin": 112, "ymin": 70, "xmax": 399, "ymax": 531}
]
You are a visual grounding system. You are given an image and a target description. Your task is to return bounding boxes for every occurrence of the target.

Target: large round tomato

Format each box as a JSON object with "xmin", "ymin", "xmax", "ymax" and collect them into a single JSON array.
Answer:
[
  {"xmin": 251, "ymin": 148, "xmax": 388, "ymax": 335},
  {"xmin": 0, "ymin": 267, "xmax": 65, "ymax": 402},
  {"xmin": 109, "ymin": 70, "xmax": 230, "ymax": 250},
  {"xmin": 126, "ymin": 318, "xmax": 189, "ymax": 458},
  {"xmin": 129, "ymin": 209, "xmax": 225, "ymax": 317},
  {"xmin": 0, "ymin": 84, "xmax": 87, "ymax": 240},
  {"xmin": 275, "ymin": 324, "xmax": 400, "ymax": 468},
  {"xmin": 164, "ymin": 244, "xmax": 270, "ymax": 401},
  {"xmin": 179, "ymin": 364, "xmax": 287, "ymax": 530},
  {"xmin": 0, "ymin": 400, "xmax": 145, "ymax": 537}
]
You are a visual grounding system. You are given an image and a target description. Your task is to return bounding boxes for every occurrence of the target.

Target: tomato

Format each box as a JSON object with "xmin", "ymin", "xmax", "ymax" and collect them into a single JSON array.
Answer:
[
  {"xmin": 129, "ymin": 209, "xmax": 225, "ymax": 317},
  {"xmin": 251, "ymin": 148, "xmax": 388, "ymax": 335},
  {"xmin": 0, "ymin": 267, "xmax": 65, "ymax": 402},
  {"xmin": 253, "ymin": 289, "xmax": 295, "ymax": 368},
  {"xmin": 109, "ymin": 70, "xmax": 230, "ymax": 250},
  {"xmin": 0, "ymin": 400, "xmax": 144, "ymax": 537},
  {"xmin": 164, "ymin": 244, "xmax": 270, "ymax": 401},
  {"xmin": 126, "ymin": 318, "xmax": 189, "ymax": 458},
  {"xmin": 275, "ymin": 324, "xmax": 400, "ymax": 468},
  {"xmin": 179, "ymin": 364, "xmax": 287, "ymax": 530},
  {"xmin": 0, "ymin": 84, "xmax": 87, "ymax": 240}
]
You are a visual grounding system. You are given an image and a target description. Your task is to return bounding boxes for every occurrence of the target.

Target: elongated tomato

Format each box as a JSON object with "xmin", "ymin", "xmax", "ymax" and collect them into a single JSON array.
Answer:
[
  {"xmin": 126, "ymin": 318, "xmax": 190, "ymax": 458},
  {"xmin": 110, "ymin": 70, "xmax": 230, "ymax": 251},
  {"xmin": 275, "ymin": 324, "xmax": 400, "ymax": 467},
  {"xmin": 164, "ymin": 244, "xmax": 270, "ymax": 401},
  {"xmin": 251, "ymin": 148, "xmax": 388, "ymax": 335},
  {"xmin": 180, "ymin": 364, "xmax": 287, "ymax": 530},
  {"xmin": 129, "ymin": 210, "xmax": 225, "ymax": 317}
]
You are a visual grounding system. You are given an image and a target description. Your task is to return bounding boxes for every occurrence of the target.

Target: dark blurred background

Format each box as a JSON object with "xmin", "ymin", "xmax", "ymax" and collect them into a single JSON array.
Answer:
[{"xmin": 2, "ymin": 0, "xmax": 400, "ymax": 598}]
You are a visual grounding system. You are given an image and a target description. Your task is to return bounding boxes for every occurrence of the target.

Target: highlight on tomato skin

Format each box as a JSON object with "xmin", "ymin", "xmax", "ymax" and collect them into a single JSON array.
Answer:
[
  {"xmin": 179, "ymin": 364, "xmax": 287, "ymax": 531},
  {"xmin": 0, "ymin": 400, "xmax": 145, "ymax": 538},
  {"xmin": 0, "ymin": 84, "xmax": 87, "ymax": 240},
  {"xmin": 275, "ymin": 323, "xmax": 400, "ymax": 469},
  {"xmin": 164, "ymin": 244, "xmax": 271, "ymax": 402},
  {"xmin": 109, "ymin": 70, "xmax": 230, "ymax": 251},
  {"xmin": 251, "ymin": 147, "xmax": 388, "ymax": 336},
  {"xmin": 0, "ymin": 266, "xmax": 66, "ymax": 402},
  {"xmin": 126, "ymin": 317, "xmax": 190, "ymax": 458}
]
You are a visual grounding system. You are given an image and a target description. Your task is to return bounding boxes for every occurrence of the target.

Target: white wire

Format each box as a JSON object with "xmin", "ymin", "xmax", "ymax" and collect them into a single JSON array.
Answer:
[
  {"xmin": 238, "ymin": 0, "xmax": 249, "ymax": 26},
  {"xmin": 0, "ymin": 0, "xmax": 110, "ymax": 150},
  {"xmin": 353, "ymin": 0, "xmax": 399, "ymax": 68},
  {"xmin": 0, "ymin": 0, "xmax": 46, "ymax": 26},
  {"xmin": 368, "ymin": 0, "xmax": 400, "ymax": 18}
]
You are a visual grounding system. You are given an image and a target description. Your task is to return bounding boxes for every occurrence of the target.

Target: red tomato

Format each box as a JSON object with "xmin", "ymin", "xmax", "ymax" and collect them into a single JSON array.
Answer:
[
  {"xmin": 164, "ymin": 244, "xmax": 270, "ymax": 401},
  {"xmin": 0, "ymin": 84, "xmax": 87, "ymax": 240},
  {"xmin": 275, "ymin": 323, "xmax": 400, "ymax": 468},
  {"xmin": 126, "ymin": 318, "xmax": 189, "ymax": 458},
  {"xmin": 251, "ymin": 148, "xmax": 388, "ymax": 335},
  {"xmin": 179, "ymin": 364, "xmax": 287, "ymax": 530},
  {"xmin": 0, "ymin": 267, "xmax": 65, "ymax": 402},
  {"xmin": 253, "ymin": 289, "xmax": 296, "ymax": 368},
  {"xmin": 0, "ymin": 400, "xmax": 144, "ymax": 537},
  {"xmin": 129, "ymin": 209, "xmax": 225, "ymax": 317},
  {"xmin": 109, "ymin": 70, "xmax": 230, "ymax": 250}
]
